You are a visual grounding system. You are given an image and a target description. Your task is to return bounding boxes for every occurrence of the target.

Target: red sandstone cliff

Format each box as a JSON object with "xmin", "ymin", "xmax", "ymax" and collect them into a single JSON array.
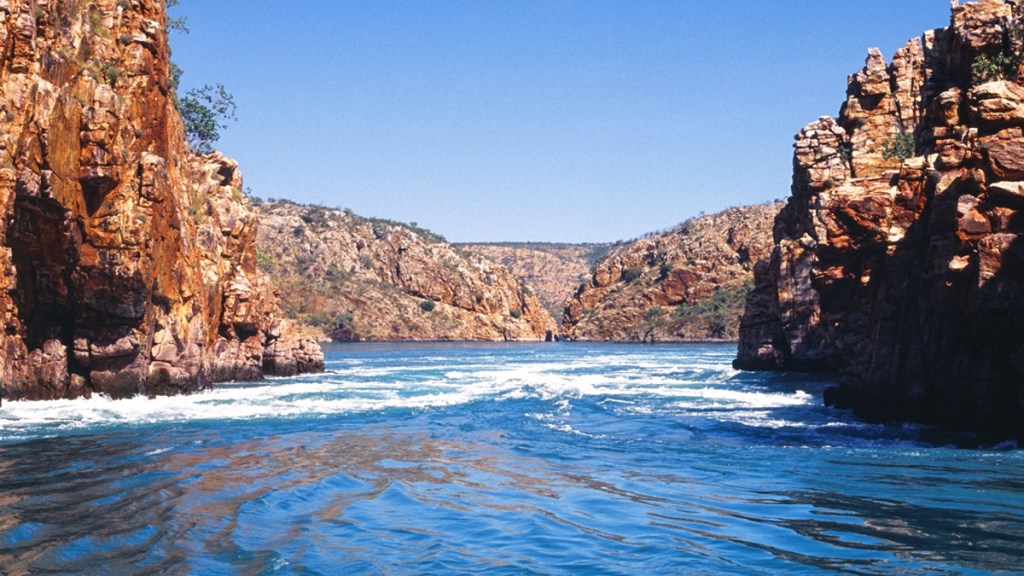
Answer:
[
  {"xmin": 0, "ymin": 0, "xmax": 322, "ymax": 400},
  {"xmin": 736, "ymin": 0, "xmax": 1024, "ymax": 439},
  {"xmin": 256, "ymin": 202, "xmax": 557, "ymax": 342}
]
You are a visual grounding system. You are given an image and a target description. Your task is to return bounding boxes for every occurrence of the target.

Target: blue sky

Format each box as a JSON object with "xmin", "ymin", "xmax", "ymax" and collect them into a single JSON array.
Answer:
[{"xmin": 172, "ymin": 1, "xmax": 951, "ymax": 242}]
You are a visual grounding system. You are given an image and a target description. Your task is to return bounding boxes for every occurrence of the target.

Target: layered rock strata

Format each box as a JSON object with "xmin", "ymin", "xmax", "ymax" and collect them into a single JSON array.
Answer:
[
  {"xmin": 562, "ymin": 204, "xmax": 780, "ymax": 342},
  {"xmin": 736, "ymin": 0, "xmax": 1024, "ymax": 438},
  {"xmin": 0, "ymin": 0, "xmax": 322, "ymax": 400},
  {"xmin": 256, "ymin": 202, "xmax": 557, "ymax": 342}
]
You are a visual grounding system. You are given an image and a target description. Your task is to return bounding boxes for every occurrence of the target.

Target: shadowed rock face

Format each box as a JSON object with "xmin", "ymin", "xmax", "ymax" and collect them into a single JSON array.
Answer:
[
  {"xmin": 561, "ymin": 204, "xmax": 781, "ymax": 342},
  {"xmin": 0, "ymin": 0, "xmax": 321, "ymax": 400},
  {"xmin": 736, "ymin": 0, "xmax": 1024, "ymax": 439},
  {"xmin": 256, "ymin": 202, "xmax": 557, "ymax": 342}
]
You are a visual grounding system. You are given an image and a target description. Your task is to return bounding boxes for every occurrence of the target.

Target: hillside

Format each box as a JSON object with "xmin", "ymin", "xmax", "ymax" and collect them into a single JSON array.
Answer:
[
  {"xmin": 256, "ymin": 202, "xmax": 556, "ymax": 341},
  {"xmin": 458, "ymin": 242, "xmax": 612, "ymax": 321},
  {"xmin": 562, "ymin": 204, "xmax": 782, "ymax": 341}
]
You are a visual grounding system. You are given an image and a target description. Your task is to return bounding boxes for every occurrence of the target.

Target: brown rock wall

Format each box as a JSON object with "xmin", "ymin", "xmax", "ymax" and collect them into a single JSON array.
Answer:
[
  {"xmin": 0, "ymin": 0, "xmax": 322, "ymax": 400},
  {"xmin": 736, "ymin": 0, "xmax": 1024, "ymax": 439}
]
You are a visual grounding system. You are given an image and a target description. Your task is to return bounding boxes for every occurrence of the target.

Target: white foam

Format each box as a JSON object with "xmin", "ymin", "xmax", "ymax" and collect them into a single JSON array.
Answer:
[{"xmin": 0, "ymin": 348, "xmax": 813, "ymax": 439}]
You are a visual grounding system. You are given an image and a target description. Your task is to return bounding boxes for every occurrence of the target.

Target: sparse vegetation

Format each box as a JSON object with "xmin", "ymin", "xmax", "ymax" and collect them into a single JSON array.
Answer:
[
  {"xmin": 166, "ymin": 0, "xmax": 189, "ymax": 34},
  {"xmin": 256, "ymin": 250, "xmax": 275, "ymax": 272},
  {"xmin": 970, "ymin": 19, "xmax": 1024, "ymax": 84},
  {"xmin": 420, "ymin": 300, "xmax": 436, "ymax": 312},
  {"xmin": 881, "ymin": 132, "xmax": 915, "ymax": 161},
  {"xmin": 673, "ymin": 279, "xmax": 754, "ymax": 339},
  {"xmin": 839, "ymin": 141, "xmax": 854, "ymax": 172},
  {"xmin": 972, "ymin": 47, "xmax": 1023, "ymax": 84},
  {"xmin": 88, "ymin": 5, "xmax": 110, "ymax": 38}
]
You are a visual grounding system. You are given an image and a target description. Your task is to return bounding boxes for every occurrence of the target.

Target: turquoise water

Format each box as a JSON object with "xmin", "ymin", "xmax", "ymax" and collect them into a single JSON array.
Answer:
[{"xmin": 0, "ymin": 343, "xmax": 1022, "ymax": 574}]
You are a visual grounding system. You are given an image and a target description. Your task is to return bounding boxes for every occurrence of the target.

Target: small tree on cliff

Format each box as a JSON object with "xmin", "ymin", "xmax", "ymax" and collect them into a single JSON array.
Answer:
[
  {"xmin": 166, "ymin": 1, "xmax": 236, "ymax": 154},
  {"xmin": 180, "ymin": 84, "xmax": 237, "ymax": 154}
]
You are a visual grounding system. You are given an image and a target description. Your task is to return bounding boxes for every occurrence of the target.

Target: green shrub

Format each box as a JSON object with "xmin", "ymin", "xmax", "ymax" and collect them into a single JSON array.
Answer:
[
  {"xmin": 881, "ymin": 132, "xmax": 915, "ymax": 161},
  {"xmin": 510, "ymin": 309, "xmax": 522, "ymax": 319},
  {"xmin": 256, "ymin": 250, "xmax": 275, "ymax": 272},
  {"xmin": 621, "ymin": 267, "xmax": 643, "ymax": 283},
  {"xmin": 335, "ymin": 311, "xmax": 354, "ymax": 329},
  {"xmin": 972, "ymin": 51, "xmax": 1020, "ymax": 84},
  {"xmin": 839, "ymin": 141, "xmax": 854, "ymax": 171},
  {"xmin": 420, "ymin": 300, "xmax": 436, "ymax": 312}
]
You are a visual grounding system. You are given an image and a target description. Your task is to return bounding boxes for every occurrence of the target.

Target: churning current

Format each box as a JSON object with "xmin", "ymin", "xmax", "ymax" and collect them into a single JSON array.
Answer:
[{"xmin": 0, "ymin": 343, "xmax": 1022, "ymax": 575}]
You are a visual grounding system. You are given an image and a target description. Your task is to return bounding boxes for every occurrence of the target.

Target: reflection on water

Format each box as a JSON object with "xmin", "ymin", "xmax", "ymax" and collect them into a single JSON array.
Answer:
[{"xmin": 0, "ymin": 343, "xmax": 1021, "ymax": 575}]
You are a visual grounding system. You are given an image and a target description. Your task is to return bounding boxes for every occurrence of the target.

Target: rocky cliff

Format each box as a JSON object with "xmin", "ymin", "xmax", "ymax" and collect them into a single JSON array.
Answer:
[
  {"xmin": 0, "ymin": 0, "xmax": 322, "ymax": 400},
  {"xmin": 736, "ymin": 0, "xmax": 1024, "ymax": 439},
  {"xmin": 256, "ymin": 201, "xmax": 557, "ymax": 342},
  {"xmin": 458, "ymin": 242, "xmax": 611, "ymax": 322},
  {"xmin": 562, "ymin": 204, "xmax": 780, "ymax": 342}
]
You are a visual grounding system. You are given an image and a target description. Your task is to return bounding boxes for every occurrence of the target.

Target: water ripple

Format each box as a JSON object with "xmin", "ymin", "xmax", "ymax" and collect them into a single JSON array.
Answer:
[{"xmin": 0, "ymin": 343, "xmax": 1021, "ymax": 574}]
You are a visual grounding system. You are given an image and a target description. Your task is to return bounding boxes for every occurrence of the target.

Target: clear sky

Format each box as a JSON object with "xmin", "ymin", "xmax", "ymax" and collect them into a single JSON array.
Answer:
[{"xmin": 171, "ymin": 1, "xmax": 951, "ymax": 243}]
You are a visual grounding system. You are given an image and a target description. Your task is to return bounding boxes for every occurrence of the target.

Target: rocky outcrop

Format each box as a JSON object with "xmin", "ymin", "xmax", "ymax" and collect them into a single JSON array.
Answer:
[
  {"xmin": 0, "ymin": 0, "xmax": 322, "ymax": 400},
  {"xmin": 458, "ymin": 242, "xmax": 611, "ymax": 321},
  {"xmin": 736, "ymin": 0, "xmax": 1024, "ymax": 439},
  {"xmin": 256, "ymin": 202, "xmax": 556, "ymax": 341},
  {"xmin": 561, "ymin": 204, "xmax": 780, "ymax": 342}
]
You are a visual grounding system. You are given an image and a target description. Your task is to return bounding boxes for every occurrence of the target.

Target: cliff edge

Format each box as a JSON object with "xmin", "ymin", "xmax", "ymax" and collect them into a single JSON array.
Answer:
[
  {"xmin": 0, "ymin": 0, "xmax": 322, "ymax": 400},
  {"xmin": 736, "ymin": 0, "xmax": 1024, "ymax": 439}
]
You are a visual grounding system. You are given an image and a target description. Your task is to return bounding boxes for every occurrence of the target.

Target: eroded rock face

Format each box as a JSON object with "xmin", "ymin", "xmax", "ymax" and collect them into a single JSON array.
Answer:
[
  {"xmin": 561, "ymin": 204, "xmax": 781, "ymax": 342},
  {"xmin": 256, "ymin": 202, "xmax": 556, "ymax": 342},
  {"xmin": 0, "ymin": 0, "xmax": 322, "ymax": 400},
  {"xmin": 736, "ymin": 0, "xmax": 1024, "ymax": 439}
]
